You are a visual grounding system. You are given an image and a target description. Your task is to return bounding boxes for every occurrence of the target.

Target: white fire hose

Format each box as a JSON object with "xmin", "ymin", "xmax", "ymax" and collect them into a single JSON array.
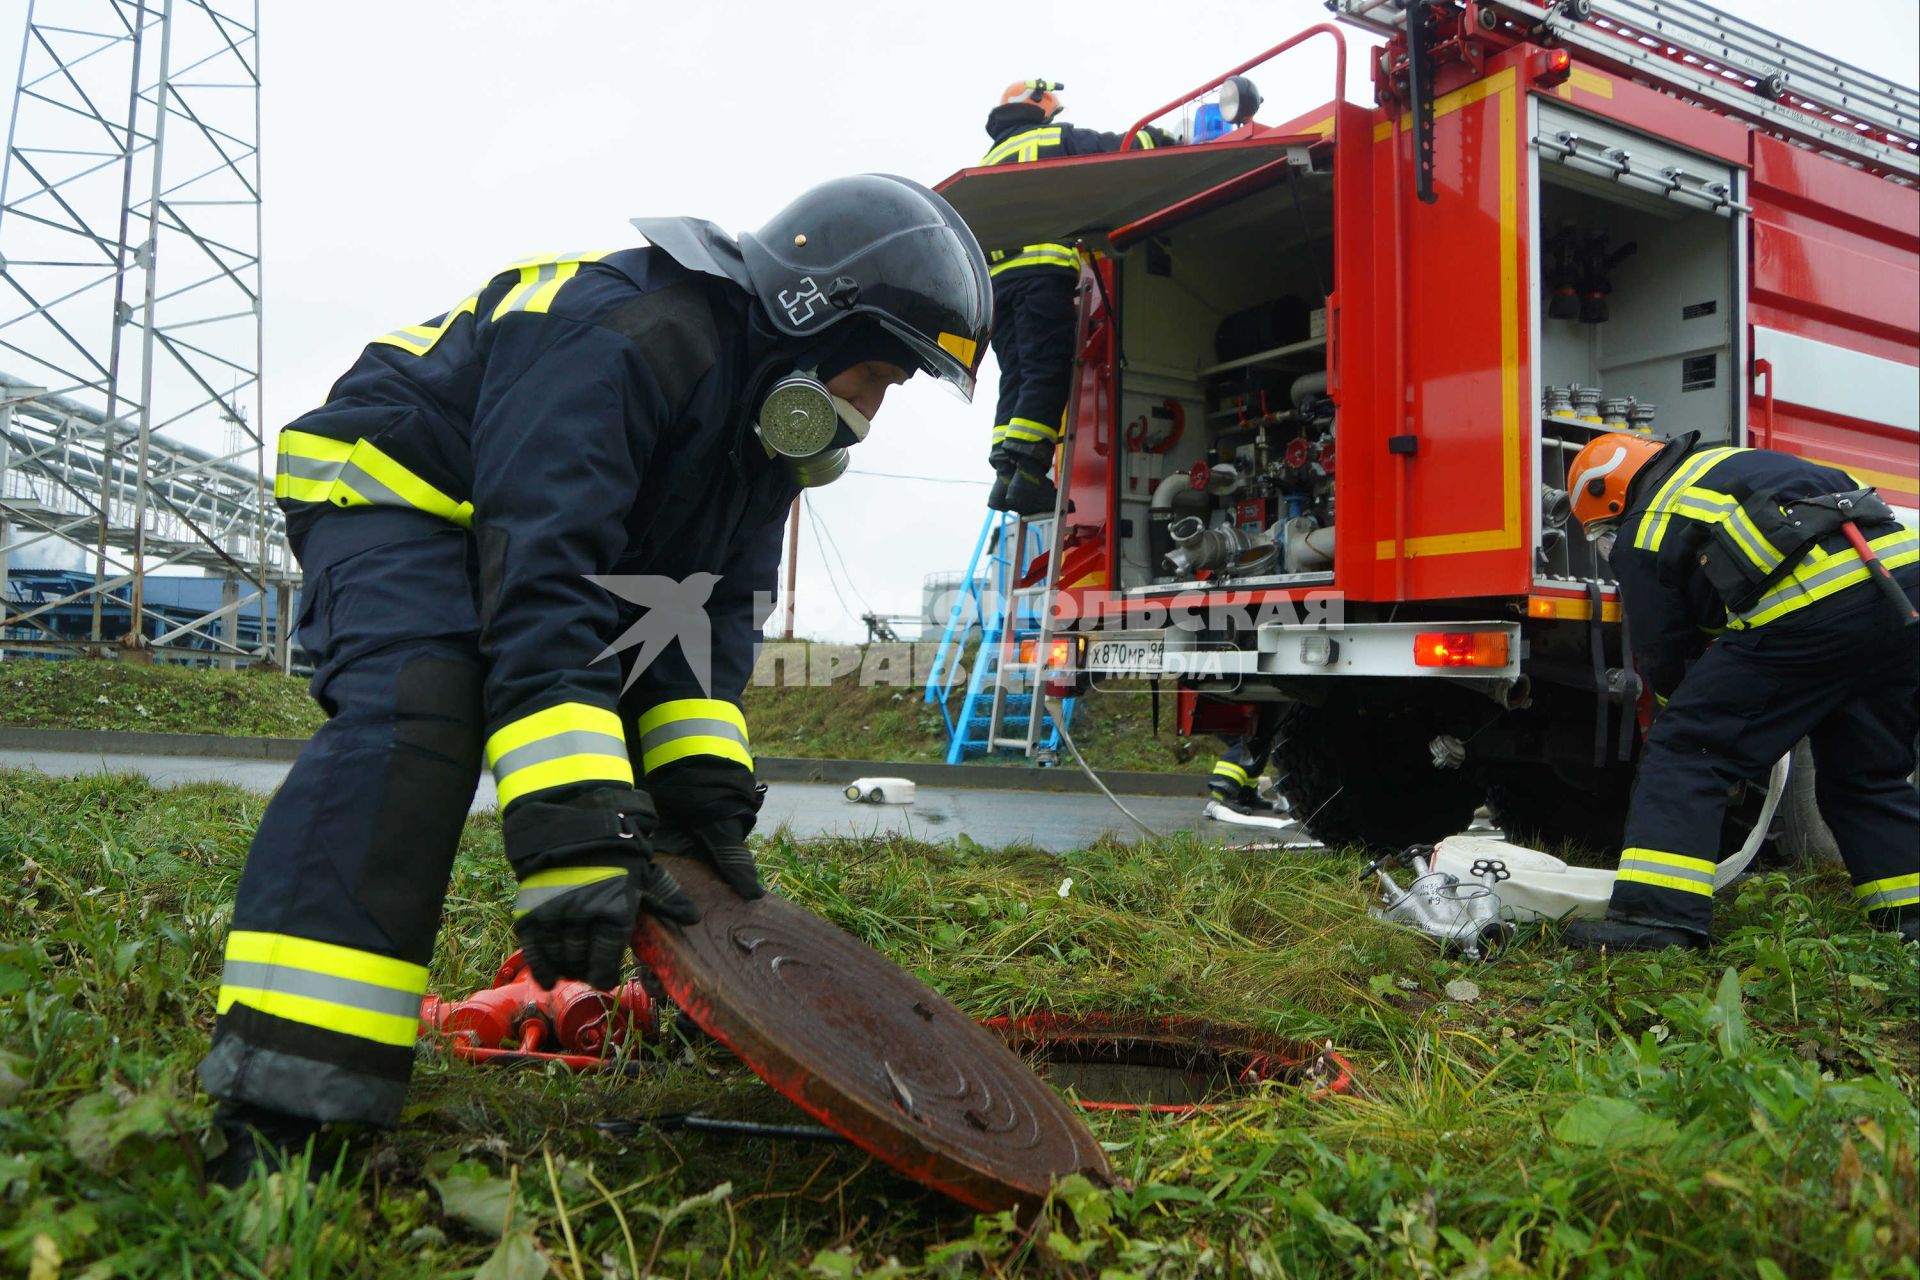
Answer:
[{"xmin": 1377, "ymin": 752, "xmax": 1793, "ymax": 953}]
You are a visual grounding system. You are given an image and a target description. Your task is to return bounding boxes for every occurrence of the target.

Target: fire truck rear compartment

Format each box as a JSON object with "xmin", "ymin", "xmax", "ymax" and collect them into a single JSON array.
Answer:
[
  {"xmin": 1533, "ymin": 112, "xmax": 1742, "ymax": 587},
  {"xmin": 1111, "ymin": 169, "xmax": 1336, "ymax": 594}
]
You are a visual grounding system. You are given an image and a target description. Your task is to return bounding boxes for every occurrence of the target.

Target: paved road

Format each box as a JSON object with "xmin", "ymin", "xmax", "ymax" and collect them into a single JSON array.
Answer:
[{"xmin": 0, "ymin": 747, "xmax": 1318, "ymax": 853}]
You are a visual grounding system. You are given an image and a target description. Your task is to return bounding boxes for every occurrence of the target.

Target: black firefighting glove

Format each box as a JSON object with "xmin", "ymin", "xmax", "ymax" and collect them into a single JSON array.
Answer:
[
  {"xmin": 643, "ymin": 758, "xmax": 767, "ymax": 900},
  {"xmin": 503, "ymin": 787, "xmax": 700, "ymax": 990}
]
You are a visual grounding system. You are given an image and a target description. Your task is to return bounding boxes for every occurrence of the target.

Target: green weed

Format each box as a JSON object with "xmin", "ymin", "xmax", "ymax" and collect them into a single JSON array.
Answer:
[{"xmin": 0, "ymin": 769, "xmax": 1913, "ymax": 1277}]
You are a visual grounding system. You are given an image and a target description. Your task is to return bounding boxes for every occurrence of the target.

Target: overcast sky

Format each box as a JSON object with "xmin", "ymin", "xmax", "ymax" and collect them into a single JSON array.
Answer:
[{"xmin": 3, "ymin": 0, "xmax": 1915, "ymax": 641}]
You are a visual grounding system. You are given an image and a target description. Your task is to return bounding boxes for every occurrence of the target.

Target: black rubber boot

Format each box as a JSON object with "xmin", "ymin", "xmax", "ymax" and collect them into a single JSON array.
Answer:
[
  {"xmin": 211, "ymin": 1100, "xmax": 327, "ymax": 1189},
  {"xmin": 986, "ymin": 467, "xmax": 1013, "ymax": 512},
  {"xmin": 1562, "ymin": 918, "xmax": 1709, "ymax": 952},
  {"xmin": 1879, "ymin": 907, "xmax": 1920, "ymax": 945},
  {"xmin": 1001, "ymin": 465, "xmax": 1058, "ymax": 517}
]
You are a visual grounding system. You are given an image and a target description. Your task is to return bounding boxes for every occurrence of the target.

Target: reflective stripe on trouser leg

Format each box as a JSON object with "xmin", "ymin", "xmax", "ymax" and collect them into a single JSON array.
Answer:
[
  {"xmin": 199, "ymin": 512, "xmax": 483, "ymax": 1126},
  {"xmin": 1854, "ymin": 873, "xmax": 1919, "ymax": 916},
  {"xmin": 485, "ymin": 702, "xmax": 634, "ymax": 810},
  {"xmin": 1210, "ymin": 759, "xmax": 1250, "ymax": 799},
  {"xmin": 634, "ymin": 698, "xmax": 752, "ymax": 773}
]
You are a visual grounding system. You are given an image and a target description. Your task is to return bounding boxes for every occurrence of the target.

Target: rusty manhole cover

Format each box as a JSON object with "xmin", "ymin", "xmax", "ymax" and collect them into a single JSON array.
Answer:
[{"xmin": 633, "ymin": 854, "xmax": 1112, "ymax": 1212}]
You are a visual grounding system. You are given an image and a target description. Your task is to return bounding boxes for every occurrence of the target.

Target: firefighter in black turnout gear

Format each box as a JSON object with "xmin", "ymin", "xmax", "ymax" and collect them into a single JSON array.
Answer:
[
  {"xmin": 200, "ymin": 175, "xmax": 990, "ymax": 1183},
  {"xmin": 981, "ymin": 79, "xmax": 1171, "ymax": 515},
  {"xmin": 1208, "ymin": 705, "xmax": 1288, "ymax": 817},
  {"xmin": 1560, "ymin": 431, "xmax": 1919, "ymax": 952}
]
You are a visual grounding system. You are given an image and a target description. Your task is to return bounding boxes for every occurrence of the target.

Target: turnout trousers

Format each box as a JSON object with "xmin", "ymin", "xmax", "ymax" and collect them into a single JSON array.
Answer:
[
  {"xmin": 986, "ymin": 269, "xmax": 1077, "ymax": 477},
  {"xmin": 1608, "ymin": 571, "xmax": 1920, "ymax": 938},
  {"xmin": 1209, "ymin": 705, "xmax": 1284, "ymax": 805},
  {"xmin": 198, "ymin": 509, "xmax": 485, "ymax": 1126}
]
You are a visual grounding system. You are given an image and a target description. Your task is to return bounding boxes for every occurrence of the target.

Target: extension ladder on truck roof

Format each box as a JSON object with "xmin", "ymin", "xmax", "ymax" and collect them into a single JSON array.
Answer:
[{"xmin": 1334, "ymin": 0, "xmax": 1919, "ymax": 178}]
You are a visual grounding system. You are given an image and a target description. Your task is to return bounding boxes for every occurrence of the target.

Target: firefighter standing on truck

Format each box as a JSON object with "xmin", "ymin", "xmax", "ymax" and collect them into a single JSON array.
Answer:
[
  {"xmin": 981, "ymin": 79, "xmax": 1171, "ymax": 515},
  {"xmin": 198, "ymin": 175, "xmax": 991, "ymax": 1184},
  {"xmin": 1561, "ymin": 430, "xmax": 1919, "ymax": 951}
]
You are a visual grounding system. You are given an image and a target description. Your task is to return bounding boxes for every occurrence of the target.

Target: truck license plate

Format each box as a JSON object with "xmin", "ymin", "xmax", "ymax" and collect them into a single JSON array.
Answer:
[{"xmin": 1085, "ymin": 637, "xmax": 1163, "ymax": 672}]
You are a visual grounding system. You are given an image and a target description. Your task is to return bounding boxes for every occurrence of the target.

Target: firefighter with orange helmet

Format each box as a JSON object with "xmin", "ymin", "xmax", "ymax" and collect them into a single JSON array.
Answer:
[
  {"xmin": 980, "ymin": 80, "xmax": 1172, "ymax": 515},
  {"xmin": 1563, "ymin": 430, "xmax": 1919, "ymax": 951}
]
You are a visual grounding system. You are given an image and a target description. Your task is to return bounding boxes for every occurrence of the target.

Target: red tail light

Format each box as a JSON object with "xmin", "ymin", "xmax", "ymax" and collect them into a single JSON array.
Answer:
[{"xmin": 1414, "ymin": 632, "xmax": 1510, "ymax": 668}]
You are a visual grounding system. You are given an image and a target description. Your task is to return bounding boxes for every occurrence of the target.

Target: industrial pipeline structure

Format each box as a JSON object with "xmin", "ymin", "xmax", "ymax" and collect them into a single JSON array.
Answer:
[{"xmin": 932, "ymin": 0, "xmax": 1918, "ymax": 852}]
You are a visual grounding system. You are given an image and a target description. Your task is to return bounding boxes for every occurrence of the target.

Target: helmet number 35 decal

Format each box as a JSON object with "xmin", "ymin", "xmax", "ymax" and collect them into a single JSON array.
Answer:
[{"xmin": 780, "ymin": 275, "xmax": 825, "ymax": 327}]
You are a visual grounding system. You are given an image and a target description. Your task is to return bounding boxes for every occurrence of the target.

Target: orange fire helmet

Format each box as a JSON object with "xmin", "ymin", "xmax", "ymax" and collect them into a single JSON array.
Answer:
[
  {"xmin": 1000, "ymin": 78, "xmax": 1064, "ymax": 121},
  {"xmin": 1567, "ymin": 432, "xmax": 1667, "ymax": 534}
]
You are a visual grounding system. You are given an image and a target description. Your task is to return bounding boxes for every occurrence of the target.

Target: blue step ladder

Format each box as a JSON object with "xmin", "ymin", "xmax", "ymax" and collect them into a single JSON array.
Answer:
[
  {"xmin": 924, "ymin": 510, "xmax": 1078, "ymax": 763},
  {"xmin": 925, "ymin": 253, "xmax": 1098, "ymax": 765},
  {"xmin": 924, "ymin": 512, "xmax": 1078, "ymax": 763}
]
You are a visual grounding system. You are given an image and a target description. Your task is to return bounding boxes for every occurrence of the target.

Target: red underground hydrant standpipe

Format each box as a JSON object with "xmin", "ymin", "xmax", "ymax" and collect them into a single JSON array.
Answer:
[{"xmin": 417, "ymin": 949, "xmax": 660, "ymax": 1071}]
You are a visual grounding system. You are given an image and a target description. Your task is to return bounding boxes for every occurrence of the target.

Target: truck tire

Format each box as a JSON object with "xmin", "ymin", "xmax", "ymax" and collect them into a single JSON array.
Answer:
[
  {"xmin": 1270, "ymin": 699, "xmax": 1482, "ymax": 852},
  {"xmin": 1773, "ymin": 739, "xmax": 1845, "ymax": 866},
  {"xmin": 1483, "ymin": 765, "xmax": 1631, "ymax": 859}
]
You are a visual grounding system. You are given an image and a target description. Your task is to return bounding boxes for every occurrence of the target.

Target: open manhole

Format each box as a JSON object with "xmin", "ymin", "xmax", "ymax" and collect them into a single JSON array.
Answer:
[{"xmin": 982, "ymin": 1014, "xmax": 1354, "ymax": 1113}]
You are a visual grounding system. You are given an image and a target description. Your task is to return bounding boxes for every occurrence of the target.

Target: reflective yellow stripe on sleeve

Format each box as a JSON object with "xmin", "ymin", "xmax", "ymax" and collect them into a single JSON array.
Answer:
[
  {"xmin": 275, "ymin": 430, "xmax": 476, "ymax": 528},
  {"xmin": 634, "ymin": 698, "xmax": 752, "ymax": 773},
  {"xmin": 485, "ymin": 702, "xmax": 633, "ymax": 809},
  {"xmin": 216, "ymin": 930, "xmax": 428, "ymax": 1048},
  {"xmin": 1615, "ymin": 848, "xmax": 1717, "ymax": 897},
  {"xmin": 1212, "ymin": 760, "xmax": 1250, "ymax": 786}
]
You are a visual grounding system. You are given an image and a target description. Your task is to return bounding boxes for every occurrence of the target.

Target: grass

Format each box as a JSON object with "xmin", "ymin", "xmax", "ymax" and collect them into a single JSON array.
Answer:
[
  {"xmin": 0, "ymin": 656, "xmax": 1207, "ymax": 774},
  {"xmin": 1, "ymin": 768, "xmax": 1914, "ymax": 1278},
  {"xmin": 0, "ymin": 657, "xmax": 325, "ymax": 738}
]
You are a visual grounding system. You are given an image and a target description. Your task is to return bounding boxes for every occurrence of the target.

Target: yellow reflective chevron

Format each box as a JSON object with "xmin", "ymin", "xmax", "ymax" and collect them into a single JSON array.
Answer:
[
  {"xmin": 1634, "ymin": 447, "xmax": 1746, "ymax": 552},
  {"xmin": 371, "ymin": 295, "xmax": 479, "ymax": 358},
  {"xmin": 988, "ymin": 243, "xmax": 1078, "ymax": 277},
  {"xmin": 217, "ymin": 930, "xmax": 428, "ymax": 1048},
  {"xmin": 275, "ymin": 430, "xmax": 475, "ymax": 528},
  {"xmin": 485, "ymin": 701, "xmax": 633, "ymax": 809},
  {"xmin": 982, "ymin": 126, "xmax": 1062, "ymax": 165},
  {"xmin": 490, "ymin": 250, "xmax": 613, "ymax": 321},
  {"xmin": 1730, "ymin": 528, "xmax": 1919, "ymax": 629},
  {"xmin": 634, "ymin": 697, "xmax": 752, "ymax": 773},
  {"xmin": 1615, "ymin": 848, "xmax": 1717, "ymax": 897}
]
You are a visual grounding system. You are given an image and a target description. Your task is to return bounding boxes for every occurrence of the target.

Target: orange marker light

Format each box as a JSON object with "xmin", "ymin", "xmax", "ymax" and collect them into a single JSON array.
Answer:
[
  {"xmin": 1414, "ymin": 632, "xmax": 1510, "ymax": 668},
  {"xmin": 1540, "ymin": 48, "xmax": 1574, "ymax": 87}
]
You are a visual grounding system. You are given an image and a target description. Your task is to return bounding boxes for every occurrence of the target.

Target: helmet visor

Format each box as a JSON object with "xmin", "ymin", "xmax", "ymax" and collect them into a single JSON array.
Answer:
[{"xmin": 875, "ymin": 315, "xmax": 984, "ymax": 402}]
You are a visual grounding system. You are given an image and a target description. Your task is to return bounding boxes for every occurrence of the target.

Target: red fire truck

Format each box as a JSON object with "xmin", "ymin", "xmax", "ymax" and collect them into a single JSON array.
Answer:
[{"xmin": 936, "ymin": 0, "xmax": 1918, "ymax": 850}]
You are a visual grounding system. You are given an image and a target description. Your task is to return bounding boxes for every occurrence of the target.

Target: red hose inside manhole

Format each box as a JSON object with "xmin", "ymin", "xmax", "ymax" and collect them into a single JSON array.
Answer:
[{"xmin": 981, "ymin": 1013, "xmax": 1354, "ymax": 1114}]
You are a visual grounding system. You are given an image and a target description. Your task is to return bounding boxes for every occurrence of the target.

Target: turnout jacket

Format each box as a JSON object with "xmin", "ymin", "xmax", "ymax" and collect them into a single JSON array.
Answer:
[
  {"xmin": 277, "ymin": 243, "xmax": 799, "ymax": 811},
  {"xmin": 979, "ymin": 104, "xmax": 1165, "ymax": 277},
  {"xmin": 1608, "ymin": 432, "xmax": 1918, "ymax": 701}
]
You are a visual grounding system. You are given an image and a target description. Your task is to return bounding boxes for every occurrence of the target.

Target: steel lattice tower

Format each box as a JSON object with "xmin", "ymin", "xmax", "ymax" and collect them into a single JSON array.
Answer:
[{"xmin": 0, "ymin": 0, "xmax": 287, "ymax": 666}]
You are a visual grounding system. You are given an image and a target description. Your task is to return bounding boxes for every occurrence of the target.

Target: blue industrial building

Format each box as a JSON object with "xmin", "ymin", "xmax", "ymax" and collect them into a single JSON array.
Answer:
[{"xmin": 2, "ymin": 567, "xmax": 304, "ymax": 663}]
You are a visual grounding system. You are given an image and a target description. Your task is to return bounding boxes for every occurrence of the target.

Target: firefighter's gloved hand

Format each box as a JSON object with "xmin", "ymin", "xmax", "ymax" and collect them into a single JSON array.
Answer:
[
  {"xmin": 655, "ymin": 814, "xmax": 765, "ymax": 900},
  {"xmin": 503, "ymin": 788, "xmax": 699, "ymax": 990},
  {"xmin": 644, "ymin": 758, "xmax": 767, "ymax": 901}
]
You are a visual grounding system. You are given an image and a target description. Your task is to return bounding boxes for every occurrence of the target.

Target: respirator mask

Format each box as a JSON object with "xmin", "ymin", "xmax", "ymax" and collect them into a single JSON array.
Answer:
[{"xmin": 755, "ymin": 369, "xmax": 872, "ymax": 488}]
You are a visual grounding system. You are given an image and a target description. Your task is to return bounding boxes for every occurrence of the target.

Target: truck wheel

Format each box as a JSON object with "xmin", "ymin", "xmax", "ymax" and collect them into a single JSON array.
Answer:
[
  {"xmin": 1483, "ymin": 765, "xmax": 1631, "ymax": 858},
  {"xmin": 1271, "ymin": 700, "xmax": 1482, "ymax": 852},
  {"xmin": 1774, "ymin": 739, "xmax": 1843, "ymax": 866}
]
